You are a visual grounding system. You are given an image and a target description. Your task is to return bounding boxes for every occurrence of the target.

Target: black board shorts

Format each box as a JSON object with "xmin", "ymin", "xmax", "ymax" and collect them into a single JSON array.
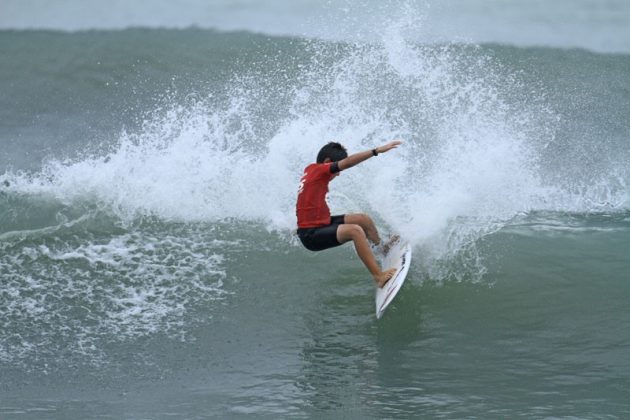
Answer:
[{"xmin": 297, "ymin": 214, "xmax": 346, "ymax": 251}]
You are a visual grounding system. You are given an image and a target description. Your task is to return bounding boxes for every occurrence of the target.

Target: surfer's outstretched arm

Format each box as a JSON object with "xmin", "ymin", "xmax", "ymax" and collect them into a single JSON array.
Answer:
[{"xmin": 337, "ymin": 140, "xmax": 402, "ymax": 171}]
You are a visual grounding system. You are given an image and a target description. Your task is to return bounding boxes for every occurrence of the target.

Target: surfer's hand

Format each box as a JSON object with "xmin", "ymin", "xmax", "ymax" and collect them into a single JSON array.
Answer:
[{"xmin": 377, "ymin": 140, "xmax": 402, "ymax": 154}]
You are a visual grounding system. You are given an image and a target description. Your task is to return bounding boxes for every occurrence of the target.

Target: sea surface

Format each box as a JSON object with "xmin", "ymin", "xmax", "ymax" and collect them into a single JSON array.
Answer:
[{"xmin": 1, "ymin": 1, "xmax": 629, "ymax": 418}]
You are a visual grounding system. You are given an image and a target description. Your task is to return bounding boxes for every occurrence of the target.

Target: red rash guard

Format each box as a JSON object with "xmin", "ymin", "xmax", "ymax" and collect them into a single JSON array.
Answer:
[{"xmin": 296, "ymin": 162, "xmax": 336, "ymax": 228}]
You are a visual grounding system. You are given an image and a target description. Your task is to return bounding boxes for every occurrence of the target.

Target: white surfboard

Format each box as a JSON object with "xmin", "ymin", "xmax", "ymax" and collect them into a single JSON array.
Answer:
[{"xmin": 375, "ymin": 240, "xmax": 412, "ymax": 319}]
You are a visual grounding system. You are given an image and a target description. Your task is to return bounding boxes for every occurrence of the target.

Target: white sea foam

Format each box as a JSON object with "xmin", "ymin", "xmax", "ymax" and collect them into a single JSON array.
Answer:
[{"xmin": 0, "ymin": 228, "xmax": 230, "ymax": 366}]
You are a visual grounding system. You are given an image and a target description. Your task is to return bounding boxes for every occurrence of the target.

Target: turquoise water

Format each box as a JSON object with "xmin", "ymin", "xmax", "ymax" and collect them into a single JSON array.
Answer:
[{"xmin": 1, "ymin": 3, "xmax": 630, "ymax": 418}]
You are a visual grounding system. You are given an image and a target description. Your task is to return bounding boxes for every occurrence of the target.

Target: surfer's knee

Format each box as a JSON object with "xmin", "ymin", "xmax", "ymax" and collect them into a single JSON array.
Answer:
[
  {"xmin": 347, "ymin": 224, "xmax": 366, "ymax": 240},
  {"xmin": 338, "ymin": 223, "xmax": 365, "ymax": 241}
]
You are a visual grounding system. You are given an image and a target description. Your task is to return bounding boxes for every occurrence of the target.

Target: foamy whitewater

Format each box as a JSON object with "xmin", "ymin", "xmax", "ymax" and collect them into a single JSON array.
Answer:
[{"xmin": 1, "ymin": 1, "xmax": 629, "ymax": 418}]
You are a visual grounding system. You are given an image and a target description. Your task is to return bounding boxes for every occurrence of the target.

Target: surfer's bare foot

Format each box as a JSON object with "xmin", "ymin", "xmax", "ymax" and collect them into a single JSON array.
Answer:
[{"xmin": 374, "ymin": 268, "xmax": 397, "ymax": 288}]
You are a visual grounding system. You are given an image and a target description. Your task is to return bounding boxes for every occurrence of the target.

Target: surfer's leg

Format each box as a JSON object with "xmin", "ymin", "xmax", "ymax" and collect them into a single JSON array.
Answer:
[
  {"xmin": 344, "ymin": 213, "xmax": 381, "ymax": 245},
  {"xmin": 337, "ymin": 224, "xmax": 396, "ymax": 288}
]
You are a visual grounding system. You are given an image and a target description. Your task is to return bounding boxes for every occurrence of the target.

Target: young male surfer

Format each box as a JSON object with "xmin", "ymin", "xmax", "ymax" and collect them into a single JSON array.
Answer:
[{"xmin": 296, "ymin": 140, "xmax": 402, "ymax": 288}]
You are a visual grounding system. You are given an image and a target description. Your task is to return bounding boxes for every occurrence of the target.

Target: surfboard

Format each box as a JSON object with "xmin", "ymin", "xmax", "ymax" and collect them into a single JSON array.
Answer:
[{"xmin": 375, "ymin": 240, "xmax": 412, "ymax": 319}]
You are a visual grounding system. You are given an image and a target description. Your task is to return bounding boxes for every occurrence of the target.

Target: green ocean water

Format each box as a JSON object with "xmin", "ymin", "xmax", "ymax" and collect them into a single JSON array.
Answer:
[{"xmin": 1, "ymin": 23, "xmax": 630, "ymax": 419}]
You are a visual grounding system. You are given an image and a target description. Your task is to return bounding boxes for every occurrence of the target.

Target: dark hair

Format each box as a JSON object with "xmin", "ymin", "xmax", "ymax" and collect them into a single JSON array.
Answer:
[{"xmin": 316, "ymin": 142, "xmax": 348, "ymax": 163}]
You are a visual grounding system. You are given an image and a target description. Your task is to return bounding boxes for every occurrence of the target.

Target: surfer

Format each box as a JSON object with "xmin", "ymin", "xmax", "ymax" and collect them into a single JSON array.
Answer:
[{"xmin": 296, "ymin": 140, "xmax": 402, "ymax": 288}]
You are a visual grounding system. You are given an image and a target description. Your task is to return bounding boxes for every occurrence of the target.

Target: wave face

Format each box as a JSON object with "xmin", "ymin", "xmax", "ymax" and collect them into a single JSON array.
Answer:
[{"xmin": 1, "ymin": 17, "xmax": 629, "ymax": 419}]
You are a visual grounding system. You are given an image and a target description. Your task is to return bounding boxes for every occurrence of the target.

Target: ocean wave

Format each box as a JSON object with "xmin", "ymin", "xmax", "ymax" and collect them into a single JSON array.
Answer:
[
  {"xmin": 2, "ymin": 26, "xmax": 628, "ymax": 273},
  {"xmin": 1, "ymin": 14, "xmax": 628, "ymax": 302}
]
